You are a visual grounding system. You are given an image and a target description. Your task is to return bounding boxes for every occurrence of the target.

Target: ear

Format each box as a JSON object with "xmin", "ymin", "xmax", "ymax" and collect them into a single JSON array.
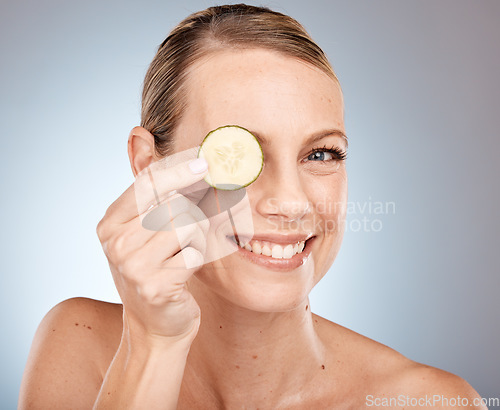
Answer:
[{"xmin": 127, "ymin": 126, "xmax": 158, "ymax": 177}]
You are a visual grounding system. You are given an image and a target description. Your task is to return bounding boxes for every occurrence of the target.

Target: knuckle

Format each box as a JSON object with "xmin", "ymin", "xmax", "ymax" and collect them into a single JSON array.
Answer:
[
  {"xmin": 174, "ymin": 223, "xmax": 199, "ymax": 250},
  {"xmin": 96, "ymin": 217, "xmax": 107, "ymax": 240},
  {"xmin": 140, "ymin": 281, "xmax": 185, "ymax": 306},
  {"xmin": 105, "ymin": 233, "xmax": 125, "ymax": 261},
  {"xmin": 119, "ymin": 253, "xmax": 142, "ymax": 278},
  {"xmin": 164, "ymin": 283, "xmax": 187, "ymax": 303},
  {"xmin": 181, "ymin": 246, "xmax": 204, "ymax": 268},
  {"xmin": 139, "ymin": 281, "xmax": 161, "ymax": 305}
]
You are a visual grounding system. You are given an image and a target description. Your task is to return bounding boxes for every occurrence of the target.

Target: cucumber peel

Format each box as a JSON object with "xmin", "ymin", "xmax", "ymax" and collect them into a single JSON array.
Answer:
[{"xmin": 197, "ymin": 125, "xmax": 264, "ymax": 190}]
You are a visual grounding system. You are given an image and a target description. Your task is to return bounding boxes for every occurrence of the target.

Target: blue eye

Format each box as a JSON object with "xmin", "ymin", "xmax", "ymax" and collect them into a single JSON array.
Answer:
[
  {"xmin": 308, "ymin": 150, "xmax": 334, "ymax": 161},
  {"xmin": 305, "ymin": 146, "xmax": 347, "ymax": 163}
]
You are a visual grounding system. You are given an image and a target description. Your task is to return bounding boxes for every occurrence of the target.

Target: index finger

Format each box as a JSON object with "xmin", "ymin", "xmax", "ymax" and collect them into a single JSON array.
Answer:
[{"xmin": 105, "ymin": 154, "xmax": 209, "ymax": 225}]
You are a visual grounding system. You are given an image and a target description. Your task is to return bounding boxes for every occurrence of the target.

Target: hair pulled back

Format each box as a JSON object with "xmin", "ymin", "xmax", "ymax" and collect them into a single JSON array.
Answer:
[{"xmin": 141, "ymin": 3, "xmax": 338, "ymax": 157}]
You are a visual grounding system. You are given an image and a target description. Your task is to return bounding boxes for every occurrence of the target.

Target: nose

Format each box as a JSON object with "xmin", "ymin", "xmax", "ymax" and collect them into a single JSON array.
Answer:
[{"xmin": 253, "ymin": 163, "xmax": 311, "ymax": 223}]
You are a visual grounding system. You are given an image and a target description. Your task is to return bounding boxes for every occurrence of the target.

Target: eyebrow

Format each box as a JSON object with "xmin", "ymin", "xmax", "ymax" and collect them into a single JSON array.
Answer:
[{"xmin": 249, "ymin": 128, "xmax": 348, "ymax": 149}]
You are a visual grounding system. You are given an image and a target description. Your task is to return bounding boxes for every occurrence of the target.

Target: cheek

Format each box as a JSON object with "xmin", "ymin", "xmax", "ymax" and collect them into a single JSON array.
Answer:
[
  {"xmin": 308, "ymin": 172, "xmax": 347, "ymax": 280},
  {"xmin": 308, "ymin": 172, "xmax": 348, "ymax": 231}
]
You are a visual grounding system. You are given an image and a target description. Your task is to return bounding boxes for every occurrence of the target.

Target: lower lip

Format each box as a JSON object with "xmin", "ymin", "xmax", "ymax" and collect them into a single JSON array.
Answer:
[{"xmin": 227, "ymin": 237, "xmax": 316, "ymax": 271}]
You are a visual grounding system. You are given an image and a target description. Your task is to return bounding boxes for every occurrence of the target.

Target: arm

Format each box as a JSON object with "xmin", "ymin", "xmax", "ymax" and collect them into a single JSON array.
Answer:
[
  {"xmin": 93, "ymin": 312, "xmax": 196, "ymax": 409},
  {"xmin": 20, "ymin": 158, "xmax": 210, "ymax": 409}
]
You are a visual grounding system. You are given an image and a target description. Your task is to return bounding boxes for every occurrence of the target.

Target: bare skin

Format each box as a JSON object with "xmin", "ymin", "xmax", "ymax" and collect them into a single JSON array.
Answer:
[
  {"xmin": 19, "ymin": 298, "xmax": 483, "ymax": 409},
  {"xmin": 19, "ymin": 49, "xmax": 485, "ymax": 409}
]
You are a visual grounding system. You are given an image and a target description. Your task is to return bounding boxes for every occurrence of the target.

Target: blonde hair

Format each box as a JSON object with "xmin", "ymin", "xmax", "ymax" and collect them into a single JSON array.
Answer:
[{"xmin": 141, "ymin": 3, "xmax": 339, "ymax": 157}]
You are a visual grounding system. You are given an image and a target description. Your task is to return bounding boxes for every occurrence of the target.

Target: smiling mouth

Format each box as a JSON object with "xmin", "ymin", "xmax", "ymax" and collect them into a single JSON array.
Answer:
[{"xmin": 227, "ymin": 235, "xmax": 315, "ymax": 260}]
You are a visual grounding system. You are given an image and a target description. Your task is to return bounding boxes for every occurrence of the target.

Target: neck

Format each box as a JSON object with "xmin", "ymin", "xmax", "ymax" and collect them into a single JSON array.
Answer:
[{"xmin": 182, "ymin": 276, "xmax": 327, "ymax": 407}]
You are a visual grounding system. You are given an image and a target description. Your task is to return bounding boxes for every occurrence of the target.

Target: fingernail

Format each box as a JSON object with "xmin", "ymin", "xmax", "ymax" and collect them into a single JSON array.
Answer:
[{"xmin": 189, "ymin": 158, "xmax": 208, "ymax": 174}]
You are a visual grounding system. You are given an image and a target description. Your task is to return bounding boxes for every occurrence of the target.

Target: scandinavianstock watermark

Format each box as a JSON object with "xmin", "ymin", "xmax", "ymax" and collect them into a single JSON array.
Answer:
[
  {"xmin": 366, "ymin": 394, "xmax": 498, "ymax": 408},
  {"xmin": 266, "ymin": 196, "xmax": 396, "ymax": 233}
]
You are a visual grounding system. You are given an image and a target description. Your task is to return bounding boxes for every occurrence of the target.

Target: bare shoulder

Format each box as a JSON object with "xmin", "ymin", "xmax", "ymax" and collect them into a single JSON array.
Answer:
[
  {"xmin": 19, "ymin": 297, "xmax": 123, "ymax": 409},
  {"xmin": 391, "ymin": 364, "xmax": 487, "ymax": 409},
  {"xmin": 313, "ymin": 314, "xmax": 485, "ymax": 409}
]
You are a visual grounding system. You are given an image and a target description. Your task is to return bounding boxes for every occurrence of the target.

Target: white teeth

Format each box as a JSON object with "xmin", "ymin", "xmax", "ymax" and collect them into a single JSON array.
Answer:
[
  {"xmin": 251, "ymin": 241, "xmax": 262, "ymax": 255},
  {"xmin": 261, "ymin": 244, "xmax": 272, "ymax": 256},
  {"xmin": 271, "ymin": 244, "xmax": 284, "ymax": 259},
  {"xmin": 283, "ymin": 244, "xmax": 294, "ymax": 259},
  {"xmin": 235, "ymin": 237, "xmax": 309, "ymax": 259}
]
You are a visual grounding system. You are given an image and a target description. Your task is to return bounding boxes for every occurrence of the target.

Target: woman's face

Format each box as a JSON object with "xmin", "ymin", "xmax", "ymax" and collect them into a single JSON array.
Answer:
[{"xmin": 174, "ymin": 48, "xmax": 347, "ymax": 312}]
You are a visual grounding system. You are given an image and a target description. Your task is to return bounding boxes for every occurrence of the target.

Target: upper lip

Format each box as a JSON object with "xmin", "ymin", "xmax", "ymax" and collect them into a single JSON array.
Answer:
[{"xmin": 229, "ymin": 232, "xmax": 315, "ymax": 244}]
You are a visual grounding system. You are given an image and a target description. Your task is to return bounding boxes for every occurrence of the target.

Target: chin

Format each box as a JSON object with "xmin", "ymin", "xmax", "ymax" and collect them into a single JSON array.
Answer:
[
  {"xmin": 237, "ymin": 278, "xmax": 313, "ymax": 313},
  {"xmin": 193, "ymin": 242, "xmax": 321, "ymax": 313},
  {"xmin": 191, "ymin": 223, "xmax": 342, "ymax": 313},
  {"xmin": 197, "ymin": 269, "xmax": 314, "ymax": 313}
]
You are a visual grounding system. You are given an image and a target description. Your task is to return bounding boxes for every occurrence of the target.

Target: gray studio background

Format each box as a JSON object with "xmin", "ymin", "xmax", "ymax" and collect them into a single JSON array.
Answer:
[{"xmin": 1, "ymin": 0, "xmax": 499, "ymax": 407}]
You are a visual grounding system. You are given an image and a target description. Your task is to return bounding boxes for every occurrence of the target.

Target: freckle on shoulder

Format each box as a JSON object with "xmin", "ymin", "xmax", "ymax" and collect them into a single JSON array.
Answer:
[{"xmin": 48, "ymin": 297, "xmax": 123, "ymax": 339}]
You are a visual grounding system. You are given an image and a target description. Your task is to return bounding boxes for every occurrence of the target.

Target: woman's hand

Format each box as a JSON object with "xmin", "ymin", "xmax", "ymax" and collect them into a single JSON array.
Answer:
[{"xmin": 96, "ymin": 157, "xmax": 210, "ymax": 347}]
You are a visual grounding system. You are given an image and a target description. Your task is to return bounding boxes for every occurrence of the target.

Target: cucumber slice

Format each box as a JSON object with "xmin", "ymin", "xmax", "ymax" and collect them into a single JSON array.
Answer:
[{"xmin": 198, "ymin": 125, "xmax": 264, "ymax": 190}]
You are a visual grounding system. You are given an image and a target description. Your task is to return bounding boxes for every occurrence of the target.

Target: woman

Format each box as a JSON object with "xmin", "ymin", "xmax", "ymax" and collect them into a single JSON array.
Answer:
[{"xmin": 19, "ymin": 4, "xmax": 484, "ymax": 409}]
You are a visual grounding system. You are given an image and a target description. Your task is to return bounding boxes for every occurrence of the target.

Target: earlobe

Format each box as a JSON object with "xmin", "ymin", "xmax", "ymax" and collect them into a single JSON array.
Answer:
[{"xmin": 127, "ymin": 126, "xmax": 157, "ymax": 177}]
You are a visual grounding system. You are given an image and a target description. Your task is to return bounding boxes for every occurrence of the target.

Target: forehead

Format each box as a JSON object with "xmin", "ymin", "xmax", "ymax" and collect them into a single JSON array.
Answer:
[{"xmin": 175, "ymin": 48, "xmax": 344, "ymax": 150}]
